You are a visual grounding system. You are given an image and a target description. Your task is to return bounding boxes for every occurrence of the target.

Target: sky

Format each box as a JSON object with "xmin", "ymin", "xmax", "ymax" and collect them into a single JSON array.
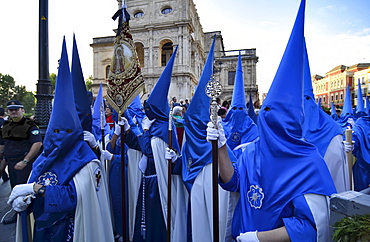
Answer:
[{"xmin": 0, "ymin": 0, "xmax": 369, "ymax": 94}]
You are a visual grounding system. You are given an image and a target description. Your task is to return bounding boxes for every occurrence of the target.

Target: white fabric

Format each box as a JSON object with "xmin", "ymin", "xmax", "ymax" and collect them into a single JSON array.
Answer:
[
  {"xmin": 151, "ymin": 137, "xmax": 189, "ymax": 242},
  {"xmin": 73, "ymin": 159, "xmax": 115, "ymax": 242},
  {"xmin": 206, "ymin": 121, "xmax": 227, "ymax": 148},
  {"xmin": 83, "ymin": 131, "xmax": 97, "ymax": 148},
  {"xmin": 127, "ymin": 148, "xmax": 143, "ymax": 241},
  {"xmin": 165, "ymin": 148, "xmax": 178, "ymax": 163},
  {"xmin": 190, "ymin": 163, "xmax": 229, "ymax": 242},
  {"xmin": 138, "ymin": 154, "xmax": 148, "ymax": 174},
  {"xmin": 304, "ymin": 194, "xmax": 330, "ymax": 242},
  {"xmin": 225, "ymin": 192, "xmax": 240, "ymax": 242},
  {"xmin": 102, "ymin": 150, "xmax": 113, "ymax": 161},
  {"xmin": 8, "ymin": 183, "xmax": 35, "ymax": 204},
  {"xmin": 142, "ymin": 117, "xmax": 156, "ymax": 130},
  {"xmin": 12, "ymin": 195, "xmax": 33, "ymax": 212},
  {"xmin": 236, "ymin": 231, "xmax": 259, "ymax": 242},
  {"xmin": 323, "ymin": 135, "xmax": 350, "ymax": 193}
]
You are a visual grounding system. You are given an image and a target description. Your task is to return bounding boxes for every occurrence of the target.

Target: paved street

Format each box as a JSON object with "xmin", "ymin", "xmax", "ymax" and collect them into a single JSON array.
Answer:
[{"xmin": 0, "ymin": 178, "xmax": 16, "ymax": 242}]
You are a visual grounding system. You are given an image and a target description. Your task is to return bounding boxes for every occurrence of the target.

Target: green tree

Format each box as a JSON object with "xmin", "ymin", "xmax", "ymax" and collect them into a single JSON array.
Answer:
[
  {"xmin": 0, "ymin": 73, "xmax": 16, "ymax": 108},
  {"xmin": 85, "ymin": 75, "xmax": 93, "ymax": 91},
  {"xmin": 50, "ymin": 73, "xmax": 57, "ymax": 93}
]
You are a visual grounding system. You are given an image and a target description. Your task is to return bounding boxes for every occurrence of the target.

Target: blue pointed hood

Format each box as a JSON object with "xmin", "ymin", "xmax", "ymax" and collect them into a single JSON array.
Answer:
[
  {"xmin": 248, "ymin": 93, "xmax": 258, "ymax": 124},
  {"xmin": 182, "ymin": 35, "xmax": 216, "ymax": 191},
  {"xmin": 223, "ymin": 52, "xmax": 258, "ymax": 151},
  {"xmin": 126, "ymin": 94, "xmax": 145, "ymax": 135},
  {"xmin": 366, "ymin": 96, "xmax": 370, "ymax": 115},
  {"xmin": 330, "ymin": 102, "xmax": 339, "ymax": 120},
  {"xmin": 230, "ymin": 52, "xmax": 246, "ymax": 110},
  {"xmin": 92, "ymin": 83, "xmax": 110, "ymax": 141},
  {"xmin": 240, "ymin": 0, "xmax": 336, "ymax": 233},
  {"xmin": 337, "ymin": 84, "xmax": 355, "ymax": 130},
  {"xmin": 72, "ymin": 34, "xmax": 92, "ymax": 132},
  {"xmin": 145, "ymin": 46, "xmax": 180, "ymax": 152},
  {"xmin": 29, "ymin": 37, "xmax": 96, "ymax": 185},
  {"xmin": 302, "ymin": 41, "xmax": 342, "ymax": 157},
  {"xmin": 341, "ymin": 85, "xmax": 353, "ymax": 117},
  {"xmin": 356, "ymin": 80, "xmax": 367, "ymax": 117},
  {"xmin": 317, "ymin": 98, "xmax": 322, "ymax": 110}
]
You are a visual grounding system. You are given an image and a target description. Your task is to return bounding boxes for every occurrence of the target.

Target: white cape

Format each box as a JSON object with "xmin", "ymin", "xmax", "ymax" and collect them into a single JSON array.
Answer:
[{"xmin": 151, "ymin": 137, "xmax": 189, "ymax": 242}]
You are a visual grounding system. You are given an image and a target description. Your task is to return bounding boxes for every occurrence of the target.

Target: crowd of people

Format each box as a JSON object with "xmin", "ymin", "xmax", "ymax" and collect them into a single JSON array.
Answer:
[{"xmin": 1, "ymin": 1, "xmax": 369, "ymax": 241}]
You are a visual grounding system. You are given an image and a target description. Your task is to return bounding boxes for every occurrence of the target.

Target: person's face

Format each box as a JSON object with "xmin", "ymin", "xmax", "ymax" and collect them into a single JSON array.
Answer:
[
  {"xmin": 105, "ymin": 107, "xmax": 112, "ymax": 116},
  {"xmin": 8, "ymin": 108, "xmax": 24, "ymax": 121},
  {"xmin": 173, "ymin": 97, "xmax": 177, "ymax": 102}
]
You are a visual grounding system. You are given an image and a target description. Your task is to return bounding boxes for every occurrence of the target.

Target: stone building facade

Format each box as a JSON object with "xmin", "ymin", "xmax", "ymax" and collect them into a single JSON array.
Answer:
[{"xmin": 90, "ymin": 0, "xmax": 258, "ymax": 105}]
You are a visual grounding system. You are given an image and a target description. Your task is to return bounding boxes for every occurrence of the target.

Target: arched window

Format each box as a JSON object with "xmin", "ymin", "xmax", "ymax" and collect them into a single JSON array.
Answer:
[
  {"xmin": 106, "ymin": 65, "xmax": 110, "ymax": 79},
  {"xmin": 135, "ymin": 42, "xmax": 145, "ymax": 67},
  {"xmin": 161, "ymin": 42, "xmax": 173, "ymax": 66},
  {"xmin": 134, "ymin": 11, "xmax": 144, "ymax": 18},
  {"xmin": 161, "ymin": 7, "xmax": 172, "ymax": 14}
]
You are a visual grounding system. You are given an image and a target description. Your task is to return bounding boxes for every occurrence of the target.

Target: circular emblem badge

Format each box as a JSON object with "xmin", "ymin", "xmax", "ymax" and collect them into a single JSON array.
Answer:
[
  {"xmin": 38, "ymin": 172, "xmax": 58, "ymax": 186},
  {"xmin": 231, "ymin": 132, "xmax": 241, "ymax": 142},
  {"xmin": 247, "ymin": 185, "xmax": 264, "ymax": 209}
]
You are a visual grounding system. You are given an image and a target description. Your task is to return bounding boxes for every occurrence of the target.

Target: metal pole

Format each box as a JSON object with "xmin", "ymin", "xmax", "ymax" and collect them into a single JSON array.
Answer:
[{"xmin": 34, "ymin": 0, "xmax": 53, "ymax": 138}]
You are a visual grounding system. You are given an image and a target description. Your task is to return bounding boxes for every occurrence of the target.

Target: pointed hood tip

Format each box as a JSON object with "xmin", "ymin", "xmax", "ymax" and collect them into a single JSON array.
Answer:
[
  {"xmin": 230, "ymin": 52, "xmax": 246, "ymax": 109},
  {"xmin": 186, "ymin": 36, "xmax": 216, "ymax": 120}
]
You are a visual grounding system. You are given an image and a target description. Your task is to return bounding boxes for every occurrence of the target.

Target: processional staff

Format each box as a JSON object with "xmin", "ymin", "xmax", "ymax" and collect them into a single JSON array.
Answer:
[
  {"xmin": 345, "ymin": 128, "xmax": 353, "ymax": 190},
  {"xmin": 107, "ymin": 0, "xmax": 145, "ymax": 240},
  {"xmin": 206, "ymin": 75, "xmax": 222, "ymax": 242},
  {"xmin": 167, "ymin": 103, "xmax": 174, "ymax": 242}
]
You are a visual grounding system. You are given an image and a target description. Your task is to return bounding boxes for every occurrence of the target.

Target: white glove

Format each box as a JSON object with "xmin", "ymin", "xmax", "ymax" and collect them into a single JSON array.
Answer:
[
  {"xmin": 102, "ymin": 150, "xmax": 113, "ymax": 161},
  {"xmin": 12, "ymin": 195, "xmax": 34, "ymax": 212},
  {"xmin": 343, "ymin": 141, "xmax": 355, "ymax": 153},
  {"xmin": 165, "ymin": 148, "xmax": 178, "ymax": 163},
  {"xmin": 8, "ymin": 183, "xmax": 35, "ymax": 205},
  {"xmin": 83, "ymin": 131, "xmax": 97, "ymax": 148},
  {"xmin": 114, "ymin": 118, "xmax": 130, "ymax": 136},
  {"xmin": 142, "ymin": 117, "xmax": 156, "ymax": 131},
  {"xmin": 348, "ymin": 118, "xmax": 355, "ymax": 127},
  {"xmin": 206, "ymin": 118, "xmax": 226, "ymax": 148},
  {"xmin": 236, "ymin": 231, "xmax": 260, "ymax": 242}
]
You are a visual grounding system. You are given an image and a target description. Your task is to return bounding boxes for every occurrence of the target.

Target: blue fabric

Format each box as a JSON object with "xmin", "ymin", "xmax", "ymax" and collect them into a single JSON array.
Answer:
[
  {"xmin": 182, "ymin": 35, "xmax": 215, "ymax": 191},
  {"xmin": 366, "ymin": 96, "xmax": 370, "ymax": 115},
  {"xmin": 282, "ymin": 195, "xmax": 316, "ymax": 242},
  {"xmin": 352, "ymin": 116, "xmax": 370, "ymax": 191},
  {"xmin": 71, "ymin": 34, "xmax": 92, "ymax": 132},
  {"xmin": 222, "ymin": 52, "xmax": 258, "ymax": 151},
  {"xmin": 126, "ymin": 130, "xmax": 167, "ymax": 240},
  {"xmin": 145, "ymin": 46, "xmax": 180, "ymax": 153},
  {"xmin": 341, "ymin": 85, "xmax": 354, "ymax": 118},
  {"xmin": 92, "ymin": 83, "xmax": 110, "ymax": 142},
  {"xmin": 355, "ymin": 80, "xmax": 367, "ymax": 118},
  {"xmin": 302, "ymin": 42, "xmax": 342, "ymax": 156},
  {"xmin": 330, "ymin": 102, "xmax": 339, "ymax": 121},
  {"xmin": 29, "ymin": 37, "xmax": 97, "ymax": 241},
  {"xmin": 220, "ymin": 0, "xmax": 336, "ymax": 238}
]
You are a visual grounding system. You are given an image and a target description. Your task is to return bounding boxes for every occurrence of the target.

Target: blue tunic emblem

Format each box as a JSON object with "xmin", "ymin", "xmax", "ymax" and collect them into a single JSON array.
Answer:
[
  {"xmin": 231, "ymin": 132, "xmax": 241, "ymax": 142},
  {"xmin": 247, "ymin": 185, "xmax": 264, "ymax": 209},
  {"xmin": 38, "ymin": 172, "xmax": 58, "ymax": 186}
]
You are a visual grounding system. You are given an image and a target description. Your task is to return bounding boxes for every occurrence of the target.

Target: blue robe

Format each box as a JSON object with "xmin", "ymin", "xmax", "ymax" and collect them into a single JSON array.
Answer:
[{"xmin": 352, "ymin": 116, "xmax": 370, "ymax": 191}]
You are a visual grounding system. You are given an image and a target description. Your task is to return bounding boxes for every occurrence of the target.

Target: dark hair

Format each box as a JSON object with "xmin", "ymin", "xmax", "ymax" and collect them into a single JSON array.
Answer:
[
  {"xmin": 218, "ymin": 108, "xmax": 227, "ymax": 116},
  {"xmin": 0, "ymin": 107, "xmax": 4, "ymax": 116}
]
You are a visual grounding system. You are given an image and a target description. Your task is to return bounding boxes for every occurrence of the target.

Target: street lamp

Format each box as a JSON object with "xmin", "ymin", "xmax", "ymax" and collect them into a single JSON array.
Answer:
[{"xmin": 34, "ymin": 0, "xmax": 53, "ymax": 137}]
